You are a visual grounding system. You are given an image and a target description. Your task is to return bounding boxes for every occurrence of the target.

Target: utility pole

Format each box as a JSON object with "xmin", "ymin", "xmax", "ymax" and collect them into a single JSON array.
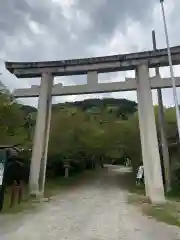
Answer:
[
  {"xmin": 160, "ymin": 0, "xmax": 180, "ymax": 141},
  {"xmin": 152, "ymin": 30, "xmax": 171, "ymax": 192}
]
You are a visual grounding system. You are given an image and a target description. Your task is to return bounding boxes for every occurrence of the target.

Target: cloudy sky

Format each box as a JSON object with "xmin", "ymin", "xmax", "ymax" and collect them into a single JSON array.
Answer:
[{"xmin": 0, "ymin": 0, "xmax": 180, "ymax": 107}]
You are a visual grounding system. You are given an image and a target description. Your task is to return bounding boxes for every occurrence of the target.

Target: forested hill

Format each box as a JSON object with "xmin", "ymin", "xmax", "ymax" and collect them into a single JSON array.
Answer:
[
  {"xmin": 53, "ymin": 98, "xmax": 137, "ymax": 118},
  {"xmin": 20, "ymin": 98, "xmax": 137, "ymax": 116}
]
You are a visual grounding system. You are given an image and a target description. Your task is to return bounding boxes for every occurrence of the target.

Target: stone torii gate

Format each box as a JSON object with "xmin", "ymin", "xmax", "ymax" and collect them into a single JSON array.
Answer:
[{"xmin": 5, "ymin": 45, "xmax": 180, "ymax": 204}]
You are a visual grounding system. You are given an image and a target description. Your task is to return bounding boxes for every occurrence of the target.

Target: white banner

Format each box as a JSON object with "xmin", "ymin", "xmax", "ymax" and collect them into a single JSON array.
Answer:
[{"xmin": 0, "ymin": 163, "xmax": 4, "ymax": 186}]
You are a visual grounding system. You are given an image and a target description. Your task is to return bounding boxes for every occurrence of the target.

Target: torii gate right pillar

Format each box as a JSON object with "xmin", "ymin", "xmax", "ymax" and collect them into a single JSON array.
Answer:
[{"xmin": 136, "ymin": 62, "xmax": 165, "ymax": 203}]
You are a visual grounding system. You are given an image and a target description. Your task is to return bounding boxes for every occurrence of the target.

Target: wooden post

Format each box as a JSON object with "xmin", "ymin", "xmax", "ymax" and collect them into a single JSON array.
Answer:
[{"xmin": 10, "ymin": 181, "xmax": 23, "ymax": 208}]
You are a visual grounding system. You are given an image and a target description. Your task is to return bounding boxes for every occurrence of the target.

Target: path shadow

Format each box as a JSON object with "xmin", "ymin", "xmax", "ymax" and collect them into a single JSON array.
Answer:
[{"xmin": 101, "ymin": 165, "xmax": 145, "ymax": 195}]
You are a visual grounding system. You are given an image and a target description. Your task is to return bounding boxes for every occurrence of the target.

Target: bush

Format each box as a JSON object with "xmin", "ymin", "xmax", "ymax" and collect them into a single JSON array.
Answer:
[
  {"xmin": 46, "ymin": 153, "xmax": 92, "ymax": 178},
  {"xmin": 46, "ymin": 154, "xmax": 64, "ymax": 178}
]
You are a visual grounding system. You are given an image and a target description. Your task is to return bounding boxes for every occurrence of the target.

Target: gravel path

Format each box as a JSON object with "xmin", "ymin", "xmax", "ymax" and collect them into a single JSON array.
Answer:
[{"xmin": 1, "ymin": 166, "xmax": 180, "ymax": 240}]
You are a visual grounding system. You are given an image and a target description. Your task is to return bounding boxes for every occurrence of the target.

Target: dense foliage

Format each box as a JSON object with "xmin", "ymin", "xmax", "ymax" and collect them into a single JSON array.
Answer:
[{"xmin": 0, "ymin": 90, "xmax": 179, "ymax": 184}]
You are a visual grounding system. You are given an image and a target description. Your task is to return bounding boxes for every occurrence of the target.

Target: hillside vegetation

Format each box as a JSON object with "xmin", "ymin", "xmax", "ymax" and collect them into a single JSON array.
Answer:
[{"xmin": 0, "ymin": 90, "xmax": 179, "ymax": 185}]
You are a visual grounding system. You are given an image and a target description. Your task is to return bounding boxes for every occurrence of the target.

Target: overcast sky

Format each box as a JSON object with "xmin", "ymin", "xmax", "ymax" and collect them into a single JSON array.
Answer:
[{"xmin": 0, "ymin": 0, "xmax": 180, "ymax": 107}]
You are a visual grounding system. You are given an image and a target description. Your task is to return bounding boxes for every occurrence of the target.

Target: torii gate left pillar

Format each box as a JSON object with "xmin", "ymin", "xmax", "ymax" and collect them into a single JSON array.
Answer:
[{"xmin": 29, "ymin": 72, "xmax": 53, "ymax": 196}]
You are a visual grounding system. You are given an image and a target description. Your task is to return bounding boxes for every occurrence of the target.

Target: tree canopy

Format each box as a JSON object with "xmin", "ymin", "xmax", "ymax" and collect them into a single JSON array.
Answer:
[{"xmin": 0, "ymin": 92, "xmax": 178, "ymax": 178}]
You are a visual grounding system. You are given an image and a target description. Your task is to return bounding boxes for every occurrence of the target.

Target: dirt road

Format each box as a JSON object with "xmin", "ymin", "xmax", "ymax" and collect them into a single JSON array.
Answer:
[{"xmin": 1, "ymin": 166, "xmax": 180, "ymax": 240}]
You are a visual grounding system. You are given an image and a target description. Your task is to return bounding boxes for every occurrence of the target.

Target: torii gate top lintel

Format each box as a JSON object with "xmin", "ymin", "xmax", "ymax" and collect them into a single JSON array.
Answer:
[{"xmin": 5, "ymin": 45, "xmax": 180, "ymax": 78}]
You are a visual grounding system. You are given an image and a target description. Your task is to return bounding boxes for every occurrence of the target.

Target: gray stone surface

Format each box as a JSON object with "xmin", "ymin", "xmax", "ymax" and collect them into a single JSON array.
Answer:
[{"xmin": 1, "ymin": 166, "xmax": 180, "ymax": 240}]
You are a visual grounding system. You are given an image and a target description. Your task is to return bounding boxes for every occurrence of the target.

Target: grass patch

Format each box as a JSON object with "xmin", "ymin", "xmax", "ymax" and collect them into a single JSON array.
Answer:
[
  {"xmin": 1, "ymin": 187, "xmax": 39, "ymax": 214},
  {"xmin": 142, "ymin": 203, "xmax": 180, "ymax": 227},
  {"xmin": 118, "ymin": 170, "xmax": 180, "ymax": 227},
  {"xmin": 1, "ymin": 198, "xmax": 37, "ymax": 214},
  {"xmin": 128, "ymin": 193, "xmax": 180, "ymax": 227}
]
